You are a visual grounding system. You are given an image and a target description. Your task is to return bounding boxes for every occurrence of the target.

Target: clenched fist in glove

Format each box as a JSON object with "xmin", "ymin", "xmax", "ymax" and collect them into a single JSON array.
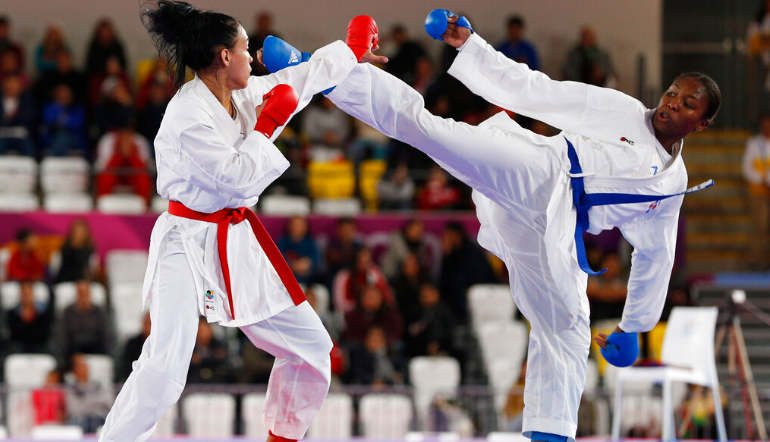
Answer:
[
  {"xmin": 346, "ymin": 15, "xmax": 379, "ymax": 62},
  {"xmin": 254, "ymin": 84, "xmax": 298, "ymax": 138}
]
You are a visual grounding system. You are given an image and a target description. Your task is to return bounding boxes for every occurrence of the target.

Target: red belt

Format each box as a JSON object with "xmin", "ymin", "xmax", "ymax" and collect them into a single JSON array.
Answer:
[{"xmin": 168, "ymin": 201, "xmax": 306, "ymax": 319}]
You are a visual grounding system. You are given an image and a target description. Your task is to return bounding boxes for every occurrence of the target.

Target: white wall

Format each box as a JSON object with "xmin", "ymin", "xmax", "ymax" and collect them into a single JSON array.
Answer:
[{"xmin": 6, "ymin": 0, "xmax": 662, "ymax": 96}]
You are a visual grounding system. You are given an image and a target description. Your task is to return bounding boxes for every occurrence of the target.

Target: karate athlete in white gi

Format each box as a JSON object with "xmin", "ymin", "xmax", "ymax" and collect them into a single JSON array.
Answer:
[
  {"xmin": 99, "ymin": 2, "xmax": 384, "ymax": 441},
  {"xmin": 260, "ymin": 8, "xmax": 721, "ymax": 442}
]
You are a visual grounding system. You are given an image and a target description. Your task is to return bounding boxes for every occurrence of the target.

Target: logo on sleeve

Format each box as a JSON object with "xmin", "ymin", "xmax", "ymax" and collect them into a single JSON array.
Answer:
[{"xmin": 620, "ymin": 137, "xmax": 635, "ymax": 145}]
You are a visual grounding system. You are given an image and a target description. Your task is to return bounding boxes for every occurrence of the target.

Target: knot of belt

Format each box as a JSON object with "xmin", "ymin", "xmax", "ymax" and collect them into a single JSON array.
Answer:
[{"xmin": 168, "ymin": 201, "xmax": 306, "ymax": 319}]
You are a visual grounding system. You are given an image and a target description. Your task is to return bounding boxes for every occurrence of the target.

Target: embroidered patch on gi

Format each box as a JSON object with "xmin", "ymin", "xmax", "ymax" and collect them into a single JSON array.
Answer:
[
  {"xmin": 204, "ymin": 289, "xmax": 216, "ymax": 312},
  {"xmin": 620, "ymin": 137, "xmax": 635, "ymax": 145}
]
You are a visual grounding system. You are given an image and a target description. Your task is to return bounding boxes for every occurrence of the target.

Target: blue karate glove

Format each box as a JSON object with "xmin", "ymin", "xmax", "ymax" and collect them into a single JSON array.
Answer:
[
  {"xmin": 424, "ymin": 9, "xmax": 473, "ymax": 41},
  {"xmin": 261, "ymin": 36, "xmax": 333, "ymax": 95},
  {"xmin": 600, "ymin": 331, "xmax": 639, "ymax": 367}
]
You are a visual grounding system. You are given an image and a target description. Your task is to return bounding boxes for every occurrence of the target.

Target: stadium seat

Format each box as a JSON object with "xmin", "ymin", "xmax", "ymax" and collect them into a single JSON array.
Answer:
[
  {"xmin": 406, "ymin": 432, "xmax": 460, "ymax": 441},
  {"xmin": 476, "ymin": 321, "xmax": 528, "ymax": 413},
  {"xmin": 53, "ymin": 282, "xmax": 107, "ymax": 312},
  {"xmin": 308, "ymin": 392, "xmax": 353, "ymax": 439},
  {"xmin": 0, "ymin": 425, "xmax": 6, "ymax": 438},
  {"xmin": 182, "ymin": 393, "xmax": 235, "ymax": 438},
  {"xmin": 409, "ymin": 356, "xmax": 461, "ymax": 430},
  {"xmin": 359, "ymin": 393, "xmax": 413, "ymax": 439},
  {"xmin": 0, "ymin": 193, "xmax": 39, "ymax": 212},
  {"xmin": 1, "ymin": 281, "xmax": 49, "ymax": 312},
  {"xmin": 487, "ymin": 432, "xmax": 528, "ymax": 441},
  {"xmin": 358, "ymin": 159, "xmax": 387, "ymax": 210},
  {"xmin": 467, "ymin": 284, "xmax": 516, "ymax": 326},
  {"xmin": 4, "ymin": 354, "xmax": 56, "ymax": 389},
  {"xmin": 153, "ymin": 404, "xmax": 178, "ymax": 438},
  {"xmin": 259, "ymin": 194, "xmax": 311, "ymax": 216},
  {"xmin": 111, "ymin": 282, "xmax": 146, "ymax": 343},
  {"xmin": 43, "ymin": 192, "xmax": 93, "ymax": 213},
  {"xmin": 307, "ymin": 160, "xmax": 355, "ymax": 199},
  {"xmin": 150, "ymin": 195, "xmax": 168, "ymax": 214},
  {"xmin": 611, "ymin": 307, "xmax": 726, "ymax": 442},
  {"xmin": 0, "ymin": 156, "xmax": 36, "ymax": 193},
  {"xmin": 106, "ymin": 249, "xmax": 148, "ymax": 287},
  {"xmin": 313, "ymin": 198, "xmax": 361, "ymax": 216},
  {"xmin": 84, "ymin": 354, "xmax": 114, "ymax": 393},
  {"xmin": 307, "ymin": 283, "xmax": 329, "ymax": 316},
  {"xmin": 40, "ymin": 157, "xmax": 89, "ymax": 194},
  {"xmin": 241, "ymin": 393, "xmax": 268, "ymax": 439},
  {"xmin": 96, "ymin": 194, "xmax": 146, "ymax": 214},
  {"xmin": 0, "ymin": 247, "xmax": 10, "ymax": 281},
  {"xmin": 30, "ymin": 424, "xmax": 84, "ymax": 439}
]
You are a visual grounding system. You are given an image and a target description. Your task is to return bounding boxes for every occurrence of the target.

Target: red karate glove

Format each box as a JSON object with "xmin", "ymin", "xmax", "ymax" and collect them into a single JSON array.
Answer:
[
  {"xmin": 346, "ymin": 15, "xmax": 379, "ymax": 62},
  {"xmin": 254, "ymin": 84, "xmax": 299, "ymax": 138}
]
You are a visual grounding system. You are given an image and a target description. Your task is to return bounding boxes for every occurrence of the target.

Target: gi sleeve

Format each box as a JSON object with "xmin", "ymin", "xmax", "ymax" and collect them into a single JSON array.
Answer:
[
  {"xmin": 245, "ymin": 40, "xmax": 357, "ymax": 142},
  {"xmin": 177, "ymin": 121, "xmax": 289, "ymax": 199},
  {"xmin": 448, "ymin": 33, "xmax": 646, "ymax": 140},
  {"xmin": 617, "ymin": 205, "xmax": 681, "ymax": 333}
]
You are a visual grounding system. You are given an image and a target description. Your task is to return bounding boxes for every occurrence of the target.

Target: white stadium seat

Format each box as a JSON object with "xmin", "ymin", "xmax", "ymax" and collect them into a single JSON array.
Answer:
[
  {"xmin": 151, "ymin": 196, "xmax": 168, "ymax": 213},
  {"xmin": 408, "ymin": 356, "xmax": 461, "ymax": 430},
  {"xmin": 0, "ymin": 156, "xmax": 36, "ymax": 193},
  {"xmin": 97, "ymin": 194, "xmax": 146, "ymax": 214},
  {"xmin": 1, "ymin": 281, "xmax": 49, "ymax": 312},
  {"xmin": 487, "ymin": 432, "xmax": 529, "ymax": 441},
  {"xmin": 476, "ymin": 321, "xmax": 528, "ymax": 413},
  {"xmin": 359, "ymin": 393, "xmax": 413, "ymax": 439},
  {"xmin": 4, "ymin": 354, "xmax": 56, "ymax": 389},
  {"xmin": 468, "ymin": 284, "xmax": 516, "ymax": 326},
  {"xmin": 106, "ymin": 249, "xmax": 148, "ymax": 287},
  {"xmin": 43, "ymin": 192, "xmax": 93, "ymax": 213},
  {"xmin": 111, "ymin": 283, "xmax": 146, "ymax": 343},
  {"xmin": 241, "ymin": 393, "xmax": 268, "ymax": 439},
  {"xmin": 84, "ymin": 354, "xmax": 114, "ymax": 393},
  {"xmin": 30, "ymin": 424, "xmax": 83, "ymax": 439},
  {"xmin": 0, "ymin": 193, "xmax": 39, "ymax": 212},
  {"xmin": 308, "ymin": 393, "xmax": 353, "ymax": 439},
  {"xmin": 53, "ymin": 282, "xmax": 107, "ymax": 313},
  {"xmin": 182, "ymin": 393, "xmax": 235, "ymax": 438},
  {"xmin": 312, "ymin": 198, "xmax": 361, "ymax": 216},
  {"xmin": 40, "ymin": 157, "xmax": 89, "ymax": 194},
  {"xmin": 259, "ymin": 195, "xmax": 311, "ymax": 216},
  {"xmin": 152, "ymin": 405, "xmax": 177, "ymax": 438}
]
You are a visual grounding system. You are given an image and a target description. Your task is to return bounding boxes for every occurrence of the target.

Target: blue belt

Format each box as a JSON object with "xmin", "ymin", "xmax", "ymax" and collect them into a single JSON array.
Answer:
[{"xmin": 566, "ymin": 138, "xmax": 713, "ymax": 275}]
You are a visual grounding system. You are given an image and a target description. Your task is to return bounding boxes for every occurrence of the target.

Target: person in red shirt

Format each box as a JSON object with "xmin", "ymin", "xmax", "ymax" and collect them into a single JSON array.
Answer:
[
  {"xmin": 417, "ymin": 165, "xmax": 460, "ymax": 210},
  {"xmin": 32, "ymin": 369, "xmax": 66, "ymax": 425},
  {"xmin": 6, "ymin": 229, "xmax": 45, "ymax": 281},
  {"xmin": 333, "ymin": 247, "xmax": 394, "ymax": 313},
  {"xmin": 94, "ymin": 126, "xmax": 153, "ymax": 204}
]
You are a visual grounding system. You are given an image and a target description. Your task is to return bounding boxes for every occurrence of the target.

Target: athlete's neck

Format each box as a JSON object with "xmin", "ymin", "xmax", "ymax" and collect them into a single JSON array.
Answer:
[{"xmin": 198, "ymin": 70, "xmax": 234, "ymax": 117}]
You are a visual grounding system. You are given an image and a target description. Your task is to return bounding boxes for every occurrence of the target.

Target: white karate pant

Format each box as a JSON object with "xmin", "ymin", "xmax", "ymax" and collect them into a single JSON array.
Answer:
[
  {"xmin": 329, "ymin": 64, "xmax": 591, "ymax": 440},
  {"xmin": 99, "ymin": 252, "xmax": 332, "ymax": 442}
]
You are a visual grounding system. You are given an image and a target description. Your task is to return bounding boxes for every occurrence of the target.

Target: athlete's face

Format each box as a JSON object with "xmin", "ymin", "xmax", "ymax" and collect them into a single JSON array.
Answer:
[
  {"xmin": 653, "ymin": 76, "xmax": 710, "ymax": 138},
  {"xmin": 224, "ymin": 25, "xmax": 253, "ymax": 90}
]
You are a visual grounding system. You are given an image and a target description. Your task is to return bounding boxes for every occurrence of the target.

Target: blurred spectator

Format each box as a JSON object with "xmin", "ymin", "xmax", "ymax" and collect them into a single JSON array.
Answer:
[
  {"xmin": 85, "ymin": 18, "xmax": 127, "ymax": 76},
  {"xmin": 188, "ymin": 318, "xmax": 229, "ymax": 383},
  {"xmin": 135, "ymin": 57, "xmax": 172, "ymax": 111},
  {"xmin": 248, "ymin": 11, "xmax": 281, "ymax": 75},
  {"xmin": 385, "ymin": 24, "xmax": 428, "ymax": 86},
  {"xmin": 334, "ymin": 247, "xmax": 394, "ymax": 313},
  {"xmin": 65, "ymin": 353, "xmax": 112, "ymax": 434},
  {"xmin": 417, "ymin": 165, "xmax": 461, "ymax": 211},
  {"xmin": 348, "ymin": 118, "xmax": 390, "ymax": 165},
  {"xmin": 0, "ymin": 46, "xmax": 29, "ymax": 87},
  {"xmin": 56, "ymin": 219, "xmax": 96, "ymax": 282},
  {"xmin": 31, "ymin": 369, "xmax": 66, "ymax": 425},
  {"xmin": 35, "ymin": 24, "xmax": 68, "ymax": 74},
  {"xmin": 302, "ymin": 97, "xmax": 350, "ymax": 161},
  {"xmin": 324, "ymin": 217, "xmax": 362, "ymax": 286},
  {"xmin": 89, "ymin": 55, "xmax": 132, "ymax": 111},
  {"xmin": 381, "ymin": 219, "xmax": 436, "ymax": 280},
  {"xmin": 495, "ymin": 15, "xmax": 540, "ymax": 71},
  {"xmin": 306, "ymin": 285, "xmax": 343, "ymax": 341},
  {"xmin": 6, "ymin": 280, "xmax": 53, "ymax": 353},
  {"xmin": 677, "ymin": 384, "xmax": 727, "ymax": 439},
  {"xmin": 391, "ymin": 252, "xmax": 430, "ymax": 324},
  {"xmin": 118, "ymin": 312, "xmax": 150, "ymax": 382},
  {"xmin": 40, "ymin": 83, "xmax": 87, "ymax": 156},
  {"xmin": 586, "ymin": 252, "xmax": 627, "ymax": 322},
  {"xmin": 438, "ymin": 222, "xmax": 495, "ymax": 322},
  {"xmin": 502, "ymin": 361, "xmax": 526, "ymax": 432},
  {"xmin": 563, "ymin": 26, "xmax": 616, "ymax": 87},
  {"xmin": 412, "ymin": 56, "xmax": 435, "ymax": 95},
  {"xmin": 377, "ymin": 162, "xmax": 415, "ymax": 210},
  {"xmin": 237, "ymin": 334, "xmax": 274, "ymax": 384},
  {"xmin": 34, "ymin": 48, "xmax": 87, "ymax": 107},
  {"xmin": 136, "ymin": 76, "xmax": 170, "ymax": 156},
  {"xmin": 58, "ymin": 280, "xmax": 109, "ymax": 360},
  {"xmin": 94, "ymin": 79, "xmax": 134, "ymax": 137},
  {"xmin": 347, "ymin": 327, "xmax": 403, "ymax": 386},
  {"xmin": 0, "ymin": 16, "xmax": 25, "ymax": 69},
  {"xmin": 0, "ymin": 74, "xmax": 36, "ymax": 156},
  {"xmin": 6, "ymin": 229, "xmax": 45, "ymax": 281},
  {"xmin": 277, "ymin": 216, "xmax": 320, "ymax": 284},
  {"xmin": 742, "ymin": 113, "xmax": 770, "ymax": 269},
  {"xmin": 342, "ymin": 284, "xmax": 403, "ymax": 346},
  {"xmin": 748, "ymin": 0, "xmax": 770, "ymax": 99},
  {"xmin": 94, "ymin": 126, "xmax": 153, "ymax": 204},
  {"xmin": 405, "ymin": 283, "xmax": 455, "ymax": 358}
]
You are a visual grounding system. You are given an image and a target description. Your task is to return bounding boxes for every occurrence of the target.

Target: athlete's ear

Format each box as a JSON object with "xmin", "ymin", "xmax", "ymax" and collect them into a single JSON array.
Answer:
[
  {"xmin": 219, "ymin": 47, "xmax": 231, "ymax": 66},
  {"xmin": 695, "ymin": 117, "xmax": 710, "ymax": 132}
]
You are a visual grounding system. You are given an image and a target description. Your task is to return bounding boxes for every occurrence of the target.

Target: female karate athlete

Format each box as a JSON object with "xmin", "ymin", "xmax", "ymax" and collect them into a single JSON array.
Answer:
[
  {"xmin": 261, "ymin": 10, "xmax": 721, "ymax": 442},
  {"xmin": 98, "ymin": 2, "xmax": 382, "ymax": 441}
]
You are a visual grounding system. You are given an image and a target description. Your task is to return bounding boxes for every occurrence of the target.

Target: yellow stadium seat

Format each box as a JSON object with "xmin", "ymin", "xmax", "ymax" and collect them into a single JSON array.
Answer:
[
  {"xmin": 307, "ymin": 160, "xmax": 355, "ymax": 199},
  {"xmin": 358, "ymin": 159, "xmax": 387, "ymax": 211}
]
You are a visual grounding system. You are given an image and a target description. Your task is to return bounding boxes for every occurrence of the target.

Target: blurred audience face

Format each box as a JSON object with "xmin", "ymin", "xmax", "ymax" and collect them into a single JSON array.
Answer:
[
  {"xmin": 305, "ymin": 288, "xmax": 318, "ymax": 310},
  {"xmin": 360, "ymin": 284, "xmax": 383, "ymax": 312},
  {"xmin": 364, "ymin": 327, "xmax": 387, "ymax": 352},
  {"xmin": 45, "ymin": 369, "xmax": 61, "ymax": 386},
  {"xmin": 0, "ymin": 50, "xmax": 21, "ymax": 74},
  {"xmin": 148, "ymin": 81, "xmax": 168, "ymax": 105},
  {"xmin": 419, "ymin": 283, "xmax": 440, "ymax": 307},
  {"xmin": 402, "ymin": 253, "xmax": 420, "ymax": 279},
  {"xmin": 427, "ymin": 166, "xmax": 448, "ymax": 187},
  {"xmin": 1, "ymin": 75, "xmax": 22, "ymax": 98},
  {"xmin": 337, "ymin": 219, "xmax": 357, "ymax": 244},
  {"xmin": 391, "ymin": 25, "xmax": 407, "ymax": 46},
  {"xmin": 579, "ymin": 26, "xmax": 597, "ymax": 48},
  {"xmin": 69, "ymin": 219, "xmax": 91, "ymax": 247},
  {"xmin": 287, "ymin": 216, "xmax": 308, "ymax": 240},
  {"xmin": 197, "ymin": 319, "xmax": 213, "ymax": 346},
  {"xmin": 55, "ymin": 49, "xmax": 73, "ymax": 73},
  {"xmin": 404, "ymin": 219, "xmax": 424, "ymax": 244},
  {"xmin": 116, "ymin": 129, "xmax": 137, "ymax": 157},
  {"xmin": 760, "ymin": 115, "xmax": 770, "ymax": 138},
  {"xmin": 0, "ymin": 20, "xmax": 8, "ymax": 41},
  {"xmin": 355, "ymin": 248, "xmax": 373, "ymax": 271},
  {"xmin": 75, "ymin": 280, "xmax": 92, "ymax": 310},
  {"xmin": 507, "ymin": 21, "xmax": 524, "ymax": 42},
  {"xmin": 20, "ymin": 281, "xmax": 35, "ymax": 307},
  {"xmin": 53, "ymin": 84, "xmax": 73, "ymax": 106},
  {"xmin": 255, "ymin": 11, "xmax": 273, "ymax": 33},
  {"xmin": 42, "ymin": 25, "xmax": 64, "ymax": 51},
  {"xmin": 441, "ymin": 227, "xmax": 463, "ymax": 253},
  {"xmin": 105, "ymin": 56, "xmax": 123, "ymax": 76},
  {"xmin": 72, "ymin": 354, "xmax": 90, "ymax": 383},
  {"xmin": 95, "ymin": 19, "xmax": 116, "ymax": 45}
]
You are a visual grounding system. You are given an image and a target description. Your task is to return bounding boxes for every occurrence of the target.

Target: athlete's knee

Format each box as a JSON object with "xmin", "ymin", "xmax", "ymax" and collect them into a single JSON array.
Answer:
[{"xmin": 135, "ymin": 359, "xmax": 187, "ymax": 410}]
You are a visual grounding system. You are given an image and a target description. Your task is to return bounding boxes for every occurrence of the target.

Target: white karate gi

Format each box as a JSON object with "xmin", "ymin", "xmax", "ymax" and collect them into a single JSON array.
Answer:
[
  {"xmin": 99, "ymin": 40, "xmax": 357, "ymax": 442},
  {"xmin": 327, "ymin": 33, "xmax": 687, "ymax": 440}
]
